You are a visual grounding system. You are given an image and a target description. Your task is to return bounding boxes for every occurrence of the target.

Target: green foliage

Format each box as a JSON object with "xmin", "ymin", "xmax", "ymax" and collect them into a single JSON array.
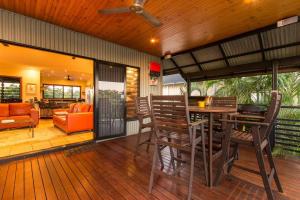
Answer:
[
  {"xmin": 191, "ymin": 72, "xmax": 300, "ymax": 106},
  {"xmin": 191, "ymin": 72, "xmax": 300, "ymax": 156}
]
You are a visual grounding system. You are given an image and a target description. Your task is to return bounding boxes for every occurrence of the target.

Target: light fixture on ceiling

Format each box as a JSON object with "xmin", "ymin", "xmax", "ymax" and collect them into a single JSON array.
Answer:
[
  {"xmin": 164, "ymin": 52, "xmax": 172, "ymax": 59},
  {"xmin": 150, "ymin": 38, "xmax": 158, "ymax": 44}
]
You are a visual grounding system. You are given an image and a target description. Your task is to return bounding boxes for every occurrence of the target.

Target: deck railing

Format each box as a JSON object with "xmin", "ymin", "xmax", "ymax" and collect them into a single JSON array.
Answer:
[{"xmin": 275, "ymin": 106, "xmax": 300, "ymax": 154}]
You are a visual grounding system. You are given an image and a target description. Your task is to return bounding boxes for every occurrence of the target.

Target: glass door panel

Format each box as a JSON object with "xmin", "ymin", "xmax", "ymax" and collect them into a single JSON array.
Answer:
[{"xmin": 94, "ymin": 62, "xmax": 126, "ymax": 139}]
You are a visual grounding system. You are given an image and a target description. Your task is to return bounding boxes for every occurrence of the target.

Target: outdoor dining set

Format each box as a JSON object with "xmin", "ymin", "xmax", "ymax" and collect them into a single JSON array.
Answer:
[{"xmin": 134, "ymin": 91, "xmax": 283, "ymax": 200}]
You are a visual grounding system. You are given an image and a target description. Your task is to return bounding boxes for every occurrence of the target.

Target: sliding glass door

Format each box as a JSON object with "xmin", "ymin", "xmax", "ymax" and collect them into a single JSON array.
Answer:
[{"xmin": 94, "ymin": 61, "xmax": 126, "ymax": 140}]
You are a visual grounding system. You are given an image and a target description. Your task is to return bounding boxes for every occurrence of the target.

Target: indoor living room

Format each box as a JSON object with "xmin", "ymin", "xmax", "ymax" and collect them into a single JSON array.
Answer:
[{"xmin": 0, "ymin": 43, "xmax": 94, "ymax": 158}]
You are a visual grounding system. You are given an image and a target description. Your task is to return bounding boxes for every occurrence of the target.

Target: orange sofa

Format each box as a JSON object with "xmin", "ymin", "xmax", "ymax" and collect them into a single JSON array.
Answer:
[
  {"xmin": 53, "ymin": 103, "xmax": 93, "ymax": 134},
  {"xmin": 0, "ymin": 103, "xmax": 39, "ymax": 129}
]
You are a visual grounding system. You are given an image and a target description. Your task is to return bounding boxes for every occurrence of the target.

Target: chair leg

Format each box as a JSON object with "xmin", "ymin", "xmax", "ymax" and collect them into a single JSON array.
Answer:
[
  {"xmin": 265, "ymin": 143, "xmax": 283, "ymax": 193},
  {"xmin": 214, "ymin": 126, "xmax": 232, "ymax": 186},
  {"xmin": 149, "ymin": 142, "xmax": 158, "ymax": 193},
  {"xmin": 146, "ymin": 130, "xmax": 153, "ymax": 152},
  {"xmin": 134, "ymin": 128, "xmax": 142, "ymax": 157},
  {"xmin": 167, "ymin": 136, "xmax": 176, "ymax": 170},
  {"xmin": 227, "ymin": 143, "xmax": 239, "ymax": 174},
  {"xmin": 187, "ymin": 142, "xmax": 196, "ymax": 200},
  {"xmin": 201, "ymin": 124, "xmax": 208, "ymax": 185},
  {"xmin": 158, "ymin": 145, "xmax": 164, "ymax": 170},
  {"xmin": 169, "ymin": 146, "xmax": 176, "ymax": 171},
  {"xmin": 253, "ymin": 137, "xmax": 275, "ymax": 200}
]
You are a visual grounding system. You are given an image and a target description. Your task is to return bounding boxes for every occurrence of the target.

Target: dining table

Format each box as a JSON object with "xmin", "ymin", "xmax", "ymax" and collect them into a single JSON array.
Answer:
[{"xmin": 189, "ymin": 106, "xmax": 237, "ymax": 187}]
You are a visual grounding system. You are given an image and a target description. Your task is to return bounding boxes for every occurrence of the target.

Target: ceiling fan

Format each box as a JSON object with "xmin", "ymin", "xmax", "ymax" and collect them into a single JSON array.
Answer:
[
  {"xmin": 64, "ymin": 75, "xmax": 73, "ymax": 81},
  {"xmin": 98, "ymin": 0, "xmax": 162, "ymax": 27}
]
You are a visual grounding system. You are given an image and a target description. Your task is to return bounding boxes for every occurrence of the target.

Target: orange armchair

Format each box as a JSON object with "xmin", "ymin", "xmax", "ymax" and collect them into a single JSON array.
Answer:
[{"xmin": 53, "ymin": 103, "xmax": 93, "ymax": 134}]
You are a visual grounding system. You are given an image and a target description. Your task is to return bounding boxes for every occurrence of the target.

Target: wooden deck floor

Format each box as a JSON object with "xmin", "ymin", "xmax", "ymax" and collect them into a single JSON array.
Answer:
[{"xmin": 0, "ymin": 135, "xmax": 299, "ymax": 200}]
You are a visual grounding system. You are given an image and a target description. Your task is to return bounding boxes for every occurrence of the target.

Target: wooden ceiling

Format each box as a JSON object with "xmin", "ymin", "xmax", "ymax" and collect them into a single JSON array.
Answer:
[{"xmin": 0, "ymin": 0, "xmax": 300, "ymax": 56}]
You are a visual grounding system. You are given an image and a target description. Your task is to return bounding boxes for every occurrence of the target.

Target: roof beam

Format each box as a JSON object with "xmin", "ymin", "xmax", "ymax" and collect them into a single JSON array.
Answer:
[
  {"xmin": 190, "ymin": 52, "xmax": 203, "ymax": 72},
  {"xmin": 218, "ymin": 44, "xmax": 230, "ymax": 67},
  {"xmin": 170, "ymin": 58, "xmax": 185, "ymax": 78},
  {"xmin": 185, "ymin": 55, "xmax": 300, "ymax": 81},
  {"xmin": 170, "ymin": 23, "xmax": 277, "ymax": 57},
  {"xmin": 257, "ymin": 33, "xmax": 266, "ymax": 61},
  {"xmin": 164, "ymin": 40, "xmax": 300, "ymax": 72}
]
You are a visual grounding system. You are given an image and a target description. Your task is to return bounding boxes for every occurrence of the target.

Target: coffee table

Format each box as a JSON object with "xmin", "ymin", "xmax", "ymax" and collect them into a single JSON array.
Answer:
[{"xmin": 0, "ymin": 118, "xmax": 35, "ymax": 138}]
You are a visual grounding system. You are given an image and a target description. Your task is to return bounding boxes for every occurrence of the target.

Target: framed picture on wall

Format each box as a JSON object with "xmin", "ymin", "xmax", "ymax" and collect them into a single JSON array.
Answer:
[{"xmin": 26, "ymin": 83, "xmax": 37, "ymax": 94}]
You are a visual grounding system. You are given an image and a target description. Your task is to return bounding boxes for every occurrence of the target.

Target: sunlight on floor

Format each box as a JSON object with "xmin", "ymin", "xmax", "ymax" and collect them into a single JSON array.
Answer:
[{"xmin": 0, "ymin": 119, "xmax": 93, "ymax": 158}]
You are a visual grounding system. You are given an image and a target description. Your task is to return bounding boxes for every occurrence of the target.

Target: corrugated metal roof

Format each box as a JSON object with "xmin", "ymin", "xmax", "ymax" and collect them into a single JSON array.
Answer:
[
  {"xmin": 193, "ymin": 46, "xmax": 223, "ymax": 62},
  {"xmin": 172, "ymin": 53, "xmax": 195, "ymax": 66},
  {"xmin": 165, "ymin": 68, "xmax": 179, "ymax": 75},
  {"xmin": 163, "ymin": 21, "xmax": 300, "ymax": 79},
  {"xmin": 261, "ymin": 23, "xmax": 300, "ymax": 48},
  {"xmin": 221, "ymin": 35, "xmax": 260, "ymax": 56},
  {"xmin": 201, "ymin": 60, "xmax": 227, "ymax": 71},
  {"xmin": 162, "ymin": 59, "xmax": 175, "ymax": 69},
  {"xmin": 228, "ymin": 53, "xmax": 262, "ymax": 66},
  {"xmin": 265, "ymin": 45, "xmax": 300, "ymax": 60},
  {"xmin": 181, "ymin": 65, "xmax": 200, "ymax": 74}
]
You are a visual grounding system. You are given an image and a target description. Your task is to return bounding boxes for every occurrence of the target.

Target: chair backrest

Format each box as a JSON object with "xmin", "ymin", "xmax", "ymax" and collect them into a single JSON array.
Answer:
[
  {"xmin": 211, "ymin": 96, "xmax": 237, "ymax": 109},
  {"xmin": 262, "ymin": 91, "xmax": 282, "ymax": 139},
  {"xmin": 150, "ymin": 94, "xmax": 190, "ymax": 136},
  {"xmin": 135, "ymin": 96, "xmax": 151, "ymax": 117},
  {"xmin": 263, "ymin": 91, "xmax": 282, "ymax": 123}
]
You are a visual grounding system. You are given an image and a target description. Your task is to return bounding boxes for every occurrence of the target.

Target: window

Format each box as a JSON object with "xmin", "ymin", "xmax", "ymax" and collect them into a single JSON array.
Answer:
[
  {"xmin": 43, "ymin": 84, "xmax": 81, "ymax": 99},
  {"xmin": 63, "ymin": 86, "xmax": 72, "ymax": 98},
  {"xmin": 73, "ymin": 86, "xmax": 81, "ymax": 99},
  {"xmin": 54, "ymin": 85, "xmax": 63, "ymax": 98},
  {"xmin": 0, "ymin": 76, "xmax": 21, "ymax": 103},
  {"xmin": 126, "ymin": 67, "xmax": 140, "ymax": 119}
]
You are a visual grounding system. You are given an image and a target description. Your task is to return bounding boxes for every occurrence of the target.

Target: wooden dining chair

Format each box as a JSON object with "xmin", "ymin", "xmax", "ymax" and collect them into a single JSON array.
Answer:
[
  {"xmin": 211, "ymin": 96, "xmax": 238, "ymax": 130},
  {"xmin": 135, "ymin": 96, "xmax": 154, "ymax": 154},
  {"xmin": 188, "ymin": 96, "xmax": 206, "ymax": 121},
  {"xmin": 148, "ymin": 94, "xmax": 208, "ymax": 200},
  {"xmin": 214, "ymin": 91, "xmax": 283, "ymax": 200}
]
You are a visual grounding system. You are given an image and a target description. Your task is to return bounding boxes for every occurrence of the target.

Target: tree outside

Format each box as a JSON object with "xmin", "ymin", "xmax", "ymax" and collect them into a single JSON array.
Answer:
[{"xmin": 191, "ymin": 71, "xmax": 300, "ymax": 156}]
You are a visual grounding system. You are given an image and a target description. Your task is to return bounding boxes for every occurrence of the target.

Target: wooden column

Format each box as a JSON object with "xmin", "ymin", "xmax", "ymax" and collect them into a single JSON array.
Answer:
[
  {"xmin": 187, "ymin": 78, "xmax": 191, "ymax": 96},
  {"xmin": 272, "ymin": 61, "xmax": 279, "ymax": 90},
  {"xmin": 271, "ymin": 61, "xmax": 279, "ymax": 149}
]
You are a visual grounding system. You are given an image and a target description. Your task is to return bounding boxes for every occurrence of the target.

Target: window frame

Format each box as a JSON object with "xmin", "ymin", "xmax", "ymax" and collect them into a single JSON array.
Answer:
[
  {"xmin": 126, "ymin": 66, "xmax": 140, "ymax": 121},
  {"xmin": 0, "ymin": 75, "xmax": 22, "ymax": 102},
  {"xmin": 43, "ymin": 84, "xmax": 81, "ymax": 99}
]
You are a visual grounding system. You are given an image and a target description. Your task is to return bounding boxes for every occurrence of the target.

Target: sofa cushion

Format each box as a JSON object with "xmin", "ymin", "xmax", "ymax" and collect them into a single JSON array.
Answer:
[
  {"xmin": 68, "ymin": 103, "xmax": 76, "ymax": 113},
  {"xmin": 9, "ymin": 103, "xmax": 32, "ymax": 116},
  {"xmin": 73, "ymin": 103, "xmax": 90, "ymax": 113},
  {"xmin": 0, "ymin": 104, "xmax": 9, "ymax": 117},
  {"xmin": 89, "ymin": 105, "xmax": 93, "ymax": 112},
  {"xmin": 79, "ymin": 104, "xmax": 90, "ymax": 112}
]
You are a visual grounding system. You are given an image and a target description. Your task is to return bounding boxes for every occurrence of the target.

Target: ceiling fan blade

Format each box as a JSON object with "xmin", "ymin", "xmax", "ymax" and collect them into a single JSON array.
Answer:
[
  {"xmin": 98, "ymin": 7, "xmax": 130, "ymax": 14},
  {"xmin": 140, "ymin": 11, "xmax": 161, "ymax": 27}
]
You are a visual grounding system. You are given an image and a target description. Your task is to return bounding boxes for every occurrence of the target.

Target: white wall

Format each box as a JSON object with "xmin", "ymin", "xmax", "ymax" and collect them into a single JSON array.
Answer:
[
  {"xmin": 0, "ymin": 8, "xmax": 162, "ymax": 135},
  {"xmin": 163, "ymin": 83, "xmax": 186, "ymax": 95}
]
